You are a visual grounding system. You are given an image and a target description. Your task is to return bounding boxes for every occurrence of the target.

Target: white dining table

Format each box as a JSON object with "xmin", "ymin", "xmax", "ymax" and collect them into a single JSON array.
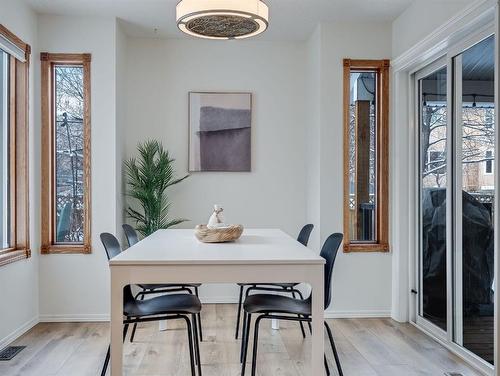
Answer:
[{"xmin": 109, "ymin": 228, "xmax": 325, "ymax": 375}]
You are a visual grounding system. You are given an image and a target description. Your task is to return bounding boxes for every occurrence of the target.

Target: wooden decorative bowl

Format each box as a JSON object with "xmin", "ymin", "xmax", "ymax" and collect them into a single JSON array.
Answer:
[{"xmin": 194, "ymin": 224, "xmax": 244, "ymax": 243}]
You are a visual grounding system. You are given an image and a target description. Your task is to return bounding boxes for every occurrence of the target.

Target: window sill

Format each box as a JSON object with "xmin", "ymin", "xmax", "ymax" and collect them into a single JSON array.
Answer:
[
  {"xmin": 0, "ymin": 249, "xmax": 30, "ymax": 267},
  {"xmin": 343, "ymin": 243, "xmax": 390, "ymax": 253},
  {"xmin": 41, "ymin": 244, "xmax": 91, "ymax": 254}
]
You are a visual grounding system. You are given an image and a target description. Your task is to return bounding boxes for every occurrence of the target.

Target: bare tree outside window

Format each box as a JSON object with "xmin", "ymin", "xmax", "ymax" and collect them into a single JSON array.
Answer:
[
  {"xmin": 421, "ymin": 102, "xmax": 495, "ymax": 192},
  {"xmin": 54, "ymin": 65, "xmax": 85, "ymax": 243},
  {"xmin": 421, "ymin": 104, "xmax": 447, "ymax": 188}
]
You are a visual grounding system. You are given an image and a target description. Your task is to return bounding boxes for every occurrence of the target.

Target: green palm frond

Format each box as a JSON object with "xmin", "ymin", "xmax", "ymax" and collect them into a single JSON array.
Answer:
[{"xmin": 124, "ymin": 140, "xmax": 189, "ymax": 236}]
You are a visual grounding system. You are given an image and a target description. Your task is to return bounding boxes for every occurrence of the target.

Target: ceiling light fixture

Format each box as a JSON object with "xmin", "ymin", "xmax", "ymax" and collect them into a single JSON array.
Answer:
[{"xmin": 176, "ymin": 0, "xmax": 269, "ymax": 40}]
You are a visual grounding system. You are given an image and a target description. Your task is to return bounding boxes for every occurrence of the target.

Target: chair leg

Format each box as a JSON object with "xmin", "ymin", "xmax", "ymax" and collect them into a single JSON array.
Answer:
[
  {"xmin": 130, "ymin": 291, "xmax": 146, "ymax": 342},
  {"xmin": 235, "ymin": 285, "xmax": 244, "ymax": 339},
  {"xmin": 324, "ymin": 354, "xmax": 330, "ymax": 375},
  {"xmin": 305, "ymin": 314, "xmax": 312, "ymax": 336},
  {"xmin": 196, "ymin": 313, "xmax": 203, "ymax": 343},
  {"xmin": 102, "ymin": 321, "xmax": 130, "ymax": 376},
  {"xmin": 194, "ymin": 287, "xmax": 203, "ymax": 342},
  {"xmin": 101, "ymin": 345, "xmax": 110, "ymax": 376},
  {"xmin": 239, "ymin": 312, "xmax": 245, "ymax": 363},
  {"xmin": 241, "ymin": 313, "xmax": 252, "ymax": 376},
  {"xmin": 296, "ymin": 289, "xmax": 313, "ymax": 334},
  {"xmin": 240, "ymin": 311, "xmax": 248, "ymax": 363},
  {"xmin": 123, "ymin": 321, "xmax": 130, "ymax": 342},
  {"xmin": 191, "ymin": 314, "xmax": 199, "ymax": 366},
  {"xmin": 250, "ymin": 315, "xmax": 263, "ymax": 376},
  {"xmin": 290, "ymin": 289, "xmax": 306, "ymax": 338},
  {"xmin": 324, "ymin": 321, "xmax": 343, "ymax": 376},
  {"xmin": 181, "ymin": 316, "xmax": 196, "ymax": 376},
  {"xmin": 130, "ymin": 323, "xmax": 138, "ymax": 343},
  {"xmin": 192, "ymin": 314, "xmax": 202, "ymax": 376}
]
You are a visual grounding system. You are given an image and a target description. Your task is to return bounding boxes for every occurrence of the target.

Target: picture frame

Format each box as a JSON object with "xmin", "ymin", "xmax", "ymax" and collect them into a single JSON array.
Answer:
[{"xmin": 188, "ymin": 92, "xmax": 252, "ymax": 172}]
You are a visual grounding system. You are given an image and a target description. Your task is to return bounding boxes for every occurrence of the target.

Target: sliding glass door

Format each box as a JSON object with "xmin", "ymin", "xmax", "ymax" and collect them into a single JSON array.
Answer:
[
  {"xmin": 416, "ymin": 61, "xmax": 449, "ymax": 335},
  {"xmin": 453, "ymin": 34, "xmax": 495, "ymax": 365},
  {"xmin": 415, "ymin": 32, "xmax": 495, "ymax": 369}
]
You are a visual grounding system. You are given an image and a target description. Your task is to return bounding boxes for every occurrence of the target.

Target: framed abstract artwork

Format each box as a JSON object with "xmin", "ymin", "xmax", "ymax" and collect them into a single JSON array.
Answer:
[{"xmin": 188, "ymin": 92, "xmax": 252, "ymax": 172}]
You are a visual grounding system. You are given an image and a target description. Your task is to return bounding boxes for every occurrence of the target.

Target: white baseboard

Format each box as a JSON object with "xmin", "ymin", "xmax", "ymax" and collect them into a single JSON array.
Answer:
[
  {"xmin": 38, "ymin": 297, "xmax": 239, "ymax": 322},
  {"xmin": 324, "ymin": 310, "xmax": 391, "ymax": 319},
  {"xmin": 38, "ymin": 307, "xmax": 392, "ymax": 323},
  {"xmin": 39, "ymin": 314, "xmax": 110, "ymax": 323},
  {"xmin": 0, "ymin": 316, "xmax": 39, "ymax": 350}
]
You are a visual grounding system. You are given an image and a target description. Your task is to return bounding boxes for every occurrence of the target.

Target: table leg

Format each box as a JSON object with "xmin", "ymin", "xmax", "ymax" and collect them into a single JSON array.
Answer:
[
  {"xmin": 311, "ymin": 268, "xmax": 324, "ymax": 376},
  {"xmin": 110, "ymin": 269, "xmax": 124, "ymax": 376}
]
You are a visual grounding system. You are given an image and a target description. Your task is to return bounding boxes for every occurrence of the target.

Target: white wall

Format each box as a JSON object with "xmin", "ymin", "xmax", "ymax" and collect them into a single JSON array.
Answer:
[
  {"xmin": 392, "ymin": 0, "xmax": 471, "ymax": 58},
  {"xmin": 37, "ymin": 15, "xmax": 118, "ymax": 320},
  {"xmin": 305, "ymin": 26, "xmax": 322, "ymax": 253},
  {"xmin": 318, "ymin": 22, "xmax": 393, "ymax": 317},
  {"xmin": 123, "ymin": 37, "xmax": 308, "ymax": 302},
  {"xmin": 116, "ymin": 22, "xmax": 127, "ymax": 238},
  {"xmin": 0, "ymin": 0, "xmax": 39, "ymax": 348}
]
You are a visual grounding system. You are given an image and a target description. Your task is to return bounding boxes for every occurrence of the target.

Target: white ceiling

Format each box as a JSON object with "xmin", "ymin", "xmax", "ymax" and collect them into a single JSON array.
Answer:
[{"xmin": 26, "ymin": 0, "xmax": 416, "ymax": 41}]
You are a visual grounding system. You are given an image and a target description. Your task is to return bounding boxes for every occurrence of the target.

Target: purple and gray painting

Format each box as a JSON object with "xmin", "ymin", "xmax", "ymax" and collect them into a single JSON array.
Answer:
[{"xmin": 189, "ymin": 93, "xmax": 251, "ymax": 172}]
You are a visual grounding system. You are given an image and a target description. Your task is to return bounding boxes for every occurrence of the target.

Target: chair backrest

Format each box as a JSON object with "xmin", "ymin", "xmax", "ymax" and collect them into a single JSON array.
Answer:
[
  {"xmin": 100, "ymin": 232, "xmax": 134, "ymax": 304},
  {"xmin": 297, "ymin": 224, "xmax": 314, "ymax": 246},
  {"xmin": 320, "ymin": 233, "xmax": 343, "ymax": 310},
  {"xmin": 122, "ymin": 224, "xmax": 139, "ymax": 247},
  {"xmin": 100, "ymin": 232, "xmax": 122, "ymax": 260}
]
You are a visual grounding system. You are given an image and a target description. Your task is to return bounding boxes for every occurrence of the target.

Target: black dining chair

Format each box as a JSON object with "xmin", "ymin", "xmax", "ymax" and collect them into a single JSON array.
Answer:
[
  {"xmin": 235, "ymin": 224, "xmax": 314, "ymax": 340},
  {"xmin": 240, "ymin": 233, "xmax": 344, "ymax": 376},
  {"xmin": 122, "ymin": 224, "xmax": 204, "ymax": 343},
  {"xmin": 100, "ymin": 232, "xmax": 202, "ymax": 376}
]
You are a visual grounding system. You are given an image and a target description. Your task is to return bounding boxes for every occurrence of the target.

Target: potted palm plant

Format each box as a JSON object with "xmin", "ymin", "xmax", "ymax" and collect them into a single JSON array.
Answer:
[{"xmin": 124, "ymin": 140, "xmax": 189, "ymax": 237}]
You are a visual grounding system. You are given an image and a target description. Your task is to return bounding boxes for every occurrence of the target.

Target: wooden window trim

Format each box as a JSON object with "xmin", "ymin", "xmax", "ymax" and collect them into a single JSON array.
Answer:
[
  {"xmin": 343, "ymin": 58, "xmax": 390, "ymax": 253},
  {"xmin": 40, "ymin": 52, "xmax": 92, "ymax": 254},
  {"xmin": 0, "ymin": 25, "xmax": 31, "ymax": 267},
  {"xmin": 0, "ymin": 24, "xmax": 31, "ymax": 63}
]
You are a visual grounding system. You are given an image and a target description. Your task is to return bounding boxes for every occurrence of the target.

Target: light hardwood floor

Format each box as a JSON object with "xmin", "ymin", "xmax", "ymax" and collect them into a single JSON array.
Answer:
[{"xmin": 0, "ymin": 304, "xmax": 485, "ymax": 376}]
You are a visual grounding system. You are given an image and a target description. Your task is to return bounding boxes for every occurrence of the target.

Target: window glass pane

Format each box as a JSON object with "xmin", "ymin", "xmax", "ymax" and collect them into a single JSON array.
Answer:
[
  {"xmin": 0, "ymin": 50, "xmax": 10, "ymax": 249},
  {"xmin": 54, "ymin": 65, "xmax": 85, "ymax": 244},
  {"xmin": 419, "ymin": 66, "xmax": 448, "ymax": 331},
  {"xmin": 348, "ymin": 71, "xmax": 376, "ymax": 242}
]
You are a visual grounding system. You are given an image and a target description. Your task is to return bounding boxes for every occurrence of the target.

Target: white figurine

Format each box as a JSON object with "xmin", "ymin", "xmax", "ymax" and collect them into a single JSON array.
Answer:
[{"xmin": 207, "ymin": 205, "xmax": 226, "ymax": 229}]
